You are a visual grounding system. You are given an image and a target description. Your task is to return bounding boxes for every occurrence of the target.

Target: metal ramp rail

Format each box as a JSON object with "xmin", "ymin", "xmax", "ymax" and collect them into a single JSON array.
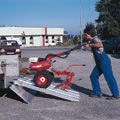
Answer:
[{"xmin": 10, "ymin": 77, "xmax": 80, "ymax": 103}]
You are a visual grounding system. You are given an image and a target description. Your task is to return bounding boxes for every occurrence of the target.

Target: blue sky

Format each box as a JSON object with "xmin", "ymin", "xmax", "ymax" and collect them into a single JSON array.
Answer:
[{"xmin": 0, "ymin": 0, "xmax": 99, "ymax": 35}]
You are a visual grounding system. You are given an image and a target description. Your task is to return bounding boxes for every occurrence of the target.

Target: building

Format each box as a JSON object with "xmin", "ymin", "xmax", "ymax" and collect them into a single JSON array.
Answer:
[{"xmin": 0, "ymin": 27, "xmax": 64, "ymax": 47}]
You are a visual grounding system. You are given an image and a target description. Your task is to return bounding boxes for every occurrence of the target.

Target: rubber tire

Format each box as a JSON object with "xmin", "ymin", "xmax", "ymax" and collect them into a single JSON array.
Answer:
[{"xmin": 34, "ymin": 70, "xmax": 54, "ymax": 88}]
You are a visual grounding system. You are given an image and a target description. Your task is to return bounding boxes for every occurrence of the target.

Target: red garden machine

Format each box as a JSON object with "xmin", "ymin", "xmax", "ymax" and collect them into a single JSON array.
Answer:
[{"xmin": 22, "ymin": 45, "xmax": 85, "ymax": 90}]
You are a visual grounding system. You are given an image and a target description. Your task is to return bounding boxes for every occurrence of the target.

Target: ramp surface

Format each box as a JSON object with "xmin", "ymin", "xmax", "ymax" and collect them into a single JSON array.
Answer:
[{"xmin": 10, "ymin": 77, "xmax": 80, "ymax": 103}]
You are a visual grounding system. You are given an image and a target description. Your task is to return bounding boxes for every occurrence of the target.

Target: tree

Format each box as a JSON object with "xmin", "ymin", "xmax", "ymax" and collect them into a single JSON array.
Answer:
[
  {"xmin": 72, "ymin": 35, "xmax": 79, "ymax": 45},
  {"xmin": 63, "ymin": 35, "xmax": 68, "ymax": 46},
  {"xmin": 96, "ymin": 0, "xmax": 120, "ymax": 39}
]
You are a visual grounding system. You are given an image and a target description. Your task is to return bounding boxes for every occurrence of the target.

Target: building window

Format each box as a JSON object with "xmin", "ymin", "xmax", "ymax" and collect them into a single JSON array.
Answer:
[
  {"xmin": 52, "ymin": 40, "xmax": 55, "ymax": 43},
  {"xmin": 30, "ymin": 36, "xmax": 33, "ymax": 44},
  {"xmin": 52, "ymin": 36, "xmax": 54, "ymax": 39},
  {"xmin": 21, "ymin": 36, "xmax": 26, "ymax": 45},
  {"xmin": 57, "ymin": 37, "xmax": 60, "ymax": 42},
  {"xmin": 46, "ymin": 36, "xmax": 48, "ymax": 39},
  {"xmin": 45, "ymin": 40, "xmax": 48, "ymax": 43},
  {"xmin": 21, "ymin": 31, "xmax": 26, "ymax": 45}
]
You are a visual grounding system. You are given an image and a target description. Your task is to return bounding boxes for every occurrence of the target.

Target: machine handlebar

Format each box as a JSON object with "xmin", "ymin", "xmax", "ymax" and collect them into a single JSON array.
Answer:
[{"xmin": 45, "ymin": 43, "xmax": 86, "ymax": 59}]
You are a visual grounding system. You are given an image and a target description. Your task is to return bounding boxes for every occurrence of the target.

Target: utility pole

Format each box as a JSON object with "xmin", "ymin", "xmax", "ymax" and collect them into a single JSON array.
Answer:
[{"xmin": 80, "ymin": 0, "xmax": 83, "ymax": 44}]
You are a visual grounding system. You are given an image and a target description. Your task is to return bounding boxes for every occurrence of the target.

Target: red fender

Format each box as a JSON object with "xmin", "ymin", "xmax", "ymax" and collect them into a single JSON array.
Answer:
[{"xmin": 30, "ymin": 60, "xmax": 52, "ymax": 71}]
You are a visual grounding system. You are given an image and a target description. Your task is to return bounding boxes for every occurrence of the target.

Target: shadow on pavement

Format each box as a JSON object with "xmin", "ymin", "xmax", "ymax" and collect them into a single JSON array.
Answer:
[
  {"xmin": 71, "ymin": 84, "xmax": 93, "ymax": 95},
  {"xmin": 0, "ymin": 88, "xmax": 27, "ymax": 103},
  {"xmin": 53, "ymin": 77, "xmax": 93, "ymax": 95},
  {"xmin": 0, "ymin": 89, "xmax": 7, "ymax": 97},
  {"xmin": 71, "ymin": 84, "xmax": 110, "ymax": 97}
]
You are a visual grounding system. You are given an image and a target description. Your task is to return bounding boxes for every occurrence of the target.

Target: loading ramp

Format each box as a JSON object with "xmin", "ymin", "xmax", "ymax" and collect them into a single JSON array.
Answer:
[{"xmin": 10, "ymin": 77, "xmax": 80, "ymax": 103}]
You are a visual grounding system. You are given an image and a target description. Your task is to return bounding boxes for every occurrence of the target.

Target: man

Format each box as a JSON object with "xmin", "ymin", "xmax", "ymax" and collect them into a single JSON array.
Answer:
[{"xmin": 83, "ymin": 23, "xmax": 119, "ymax": 99}]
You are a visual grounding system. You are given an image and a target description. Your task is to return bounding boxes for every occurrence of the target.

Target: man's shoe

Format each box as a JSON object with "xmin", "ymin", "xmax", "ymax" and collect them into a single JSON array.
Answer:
[
  {"xmin": 89, "ymin": 93, "xmax": 103, "ymax": 98},
  {"xmin": 106, "ymin": 96, "xmax": 120, "ymax": 100}
]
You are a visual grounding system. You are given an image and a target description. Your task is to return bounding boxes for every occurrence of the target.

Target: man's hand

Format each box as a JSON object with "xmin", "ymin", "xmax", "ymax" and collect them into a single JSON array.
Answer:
[{"xmin": 84, "ymin": 44, "xmax": 90, "ymax": 48}]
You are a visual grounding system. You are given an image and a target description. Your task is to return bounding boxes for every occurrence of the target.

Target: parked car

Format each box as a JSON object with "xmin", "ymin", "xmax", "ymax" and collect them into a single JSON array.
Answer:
[
  {"xmin": 103, "ymin": 38, "xmax": 120, "ymax": 54},
  {"xmin": 0, "ymin": 40, "xmax": 21, "ymax": 57}
]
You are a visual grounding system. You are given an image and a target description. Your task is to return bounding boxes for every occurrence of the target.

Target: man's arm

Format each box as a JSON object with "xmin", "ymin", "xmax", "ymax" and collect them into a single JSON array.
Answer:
[
  {"xmin": 88, "ymin": 42, "xmax": 103, "ymax": 48},
  {"xmin": 85, "ymin": 36, "xmax": 103, "ymax": 48}
]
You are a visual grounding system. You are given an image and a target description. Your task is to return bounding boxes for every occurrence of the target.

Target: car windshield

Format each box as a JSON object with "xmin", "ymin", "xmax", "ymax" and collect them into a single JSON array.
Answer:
[{"xmin": 1, "ymin": 41, "xmax": 18, "ymax": 46}]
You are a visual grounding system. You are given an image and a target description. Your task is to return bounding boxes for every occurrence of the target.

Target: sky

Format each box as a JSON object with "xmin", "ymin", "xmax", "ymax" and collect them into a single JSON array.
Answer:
[{"xmin": 0, "ymin": 0, "xmax": 99, "ymax": 35}]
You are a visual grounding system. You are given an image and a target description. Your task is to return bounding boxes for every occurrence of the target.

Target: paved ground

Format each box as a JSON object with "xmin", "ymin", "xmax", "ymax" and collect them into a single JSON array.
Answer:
[{"xmin": 0, "ymin": 50, "xmax": 120, "ymax": 120}]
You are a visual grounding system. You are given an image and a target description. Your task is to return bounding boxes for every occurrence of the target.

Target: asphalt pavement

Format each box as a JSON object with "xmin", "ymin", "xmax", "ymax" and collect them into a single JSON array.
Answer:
[{"xmin": 0, "ymin": 48, "xmax": 120, "ymax": 120}]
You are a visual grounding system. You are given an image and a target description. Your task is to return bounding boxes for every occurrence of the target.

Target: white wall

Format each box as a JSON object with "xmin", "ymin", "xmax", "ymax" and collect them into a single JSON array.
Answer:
[
  {"xmin": 33, "ymin": 36, "xmax": 43, "ymax": 47},
  {"xmin": 0, "ymin": 27, "xmax": 64, "ymax": 47},
  {"xmin": 0, "ymin": 27, "xmax": 44, "ymax": 36}
]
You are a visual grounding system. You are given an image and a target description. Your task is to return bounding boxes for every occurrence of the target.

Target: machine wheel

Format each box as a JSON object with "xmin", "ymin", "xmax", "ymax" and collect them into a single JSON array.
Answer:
[{"xmin": 34, "ymin": 70, "xmax": 54, "ymax": 88}]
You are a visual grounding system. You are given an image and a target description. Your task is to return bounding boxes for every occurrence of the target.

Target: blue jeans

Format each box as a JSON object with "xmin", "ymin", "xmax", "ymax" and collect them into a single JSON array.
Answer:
[{"xmin": 90, "ymin": 52, "xmax": 119, "ymax": 97}]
